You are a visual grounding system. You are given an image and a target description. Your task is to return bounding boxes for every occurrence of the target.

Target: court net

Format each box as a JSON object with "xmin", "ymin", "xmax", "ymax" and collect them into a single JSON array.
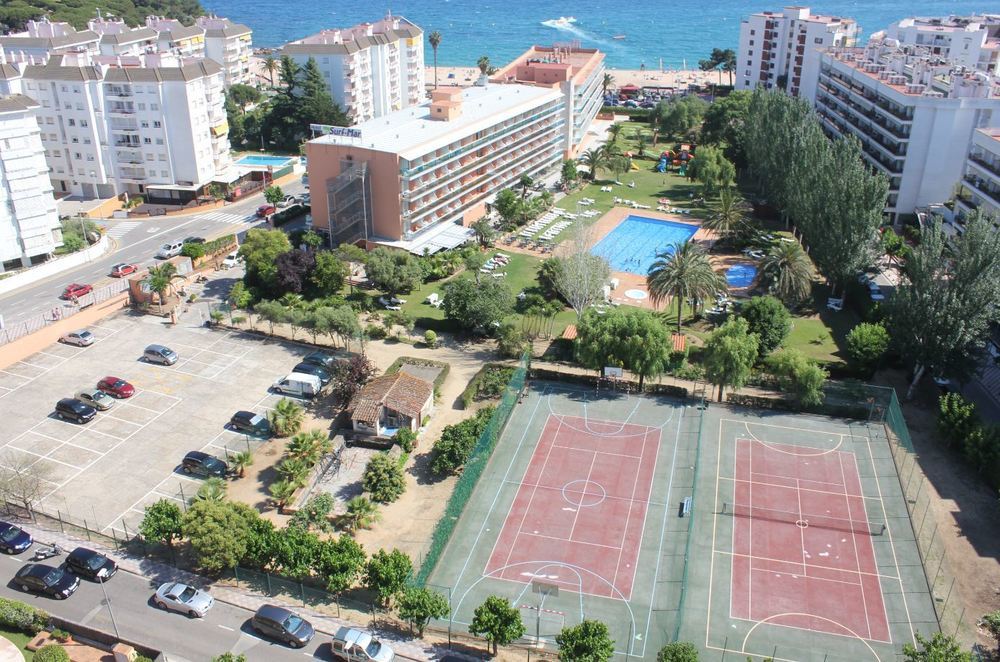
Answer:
[{"xmin": 722, "ymin": 502, "xmax": 886, "ymax": 536}]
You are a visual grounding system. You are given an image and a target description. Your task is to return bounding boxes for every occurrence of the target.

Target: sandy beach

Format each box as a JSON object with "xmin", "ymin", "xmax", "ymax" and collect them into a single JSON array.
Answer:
[{"xmin": 423, "ymin": 65, "xmax": 729, "ymax": 90}]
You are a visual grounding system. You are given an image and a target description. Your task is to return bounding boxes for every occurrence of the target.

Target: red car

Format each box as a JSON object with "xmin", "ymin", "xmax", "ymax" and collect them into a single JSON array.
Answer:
[
  {"xmin": 61, "ymin": 283, "xmax": 93, "ymax": 300},
  {"xmin": 110, "ymin": 263, "xmax": 138, "ymax": 278},
  {"xmin": 96, "ymin": 376, "xmax": 135, "ymax": 399},
  {"xmin": 256, "ymin": 204, "xmax": 276, "ymax": 218}
]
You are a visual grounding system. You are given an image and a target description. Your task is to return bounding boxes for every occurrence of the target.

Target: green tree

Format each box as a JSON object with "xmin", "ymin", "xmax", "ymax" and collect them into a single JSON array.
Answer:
[
  {"xmin": 362, "ymin": 452, "xmax": 406, "ymax": 503},
  {"xmin": 602, "ymin": 72, "xmax": 614, "ymax": 97},
  {"xmin": 477, "ymin": 55, "xmax": 491, "ymax": 75},
  {"xmin": 182, "ymin": 500, "xmax": 252, "ymax": 573},
  {"xmin": 314, "ymin": 534, "xmax": 366, "ymax": 593},
  {"xmin": 703, "ymin": 317, "xmax": 759, "ymax": 402},
  {"xmin": 366, "ymin": 247, "xmax": 423, "ymax": 297},
  {"xmin": 143, "ymin": 263, "xmax": 180, "ymax": 313},
  {"xmin": 393, "ymin": 427, "xmax": 417, "ymax": 453},
  {"xmin": 311, "ymin": 252, "xmax": 348, "ymax": 297},
  {"xmin": 428, "ymin": 31, "xmax": 442, "ymax": 88},
  {"xmin": 657, "ymin": 95, "xmax": 708, "ymax": 140},
  {"xmin": 579, "ymin": 147, "xmax": 605, "ymax": 181},
  {"xmin": 226, "ymin": 84, "xmax": 261, "ymax": 114},
  {"xmin": 287, "ymin": 429, "xmax": 331, "ymax": 464},
  {"xmin": 469, "ymin": 595, "xmax": 526, "ymax": 656},
  {"xmin": 299, "ymin": 56, "xmax": 348, "ymax": 127},
  {"xmin": 34, "ymin": 647, "xmax": 69, "ymax": 662},
  {"xmin": 607, "ymin": 123, "xmax": 624, "ymax": 145},
  {"xmin": 767, "ymin": 350, "xmax": 827, "ymax": 407},
  {"xmin": 902, "ymin": 632, "xmax": 972, "ymax": 661},
  {"xmin": 268, "ymin": 398, "xmax": 304, "ymax": 437},
  {"xmin": 139, "ymin": 499, "xmax": 183, "ymax": 547},
  {"xmin": 657, "ymin": 642, "xmax": 700, "ymax": 662},
  {"xmin": 442, "ymin": 276, "xmax": 513, "ymax": 332},
  {"xmin": 647, "ymin": 241, "xmax": 724, "ymax": 332},
  {"xmin": 937, "ymin": 392, "xmax": 979, "ymax": 449},
  {"xmin": 423, "ymin": 329, "xmax": 438, "ymax": 348},
  {"xmin": 471, "ymin": 218, "xmax": 496, "ymax": 248},
  {"xmin": 262, "ymin": 55, "xmax": 278, "ymax": 88},
  {"xmin": 364, "ymin": 548, "xmax": 412, "ymax": 607},
  {"xmin": 704, "ymin": 188, "xmax": 752, "ymax": 242},
  {"xmin": 701, "ymin": 90, "xmax": 751, "ymax": 165},
  {"xmin": 497, "ymin": 321, "xmax": 527, "ymax": 359},
  {"xmin": 759, "ymin": 240, "xmax": 813, "ymax": 306},
  {"xmin": 239, "ymin": 228, "xmax": 291, "ymax": 294},
  {"xmin": 561, "ymin": 159, "xmax": 579, "ymax": 184},
  {"xmin": 686, "ymin": 144, "xmax": 735, "ymax": 195},
  {"xmin": 289, "ymin": 493, "xmax": 335, "ymax": 532},
  {"xmin": 344, "ymin": 495, "xmax": 381, "ymax": 532},
  {"xmin": 212, "ymin": 655, "xmax": 247, "ymax": 662},
  {"xmin": 699, "ymin": 47, "xmax": 736, "ymax": 85},
  {"xmin": 229, "ymin": 450, "xmax": 254, "ymax": 478},
  {"xmin": 846, "ymin": 322, "xmax": 890, "ymax": 372},
  {"xmin": 398, "ymin": 586, "xmax": 450, "ymax": 636},
  {"xmin": 556, "ymin": 619, "xmax": 615, "ymax": 662},
  {"xmin": 493, "ymin": 188, "xmax": 521, "ymax": 226},
  {"xmin": 264, "ymin": 185, "xmax": 284, "ymax": 206},
  {"xmin": 740, "ymin": 295, "xmax": 791, "ymax": 356},
  {"xmin": 193, "ymin": 477, "xmax": 228, "ymax": 503},
  {"xmin": 575, "ymin": 309, "xmax": 672, "ymax": 389},
  {"xmin": 981, "ymin": 610, "xmax": 1000, "ymax": 650},
  {"xmin": 268, "ymin": 479, "xmax": 297, "ymax": 511},
  {"xmin": 253, "ymin": 300, "xmax": 286, "ymax": 336}
]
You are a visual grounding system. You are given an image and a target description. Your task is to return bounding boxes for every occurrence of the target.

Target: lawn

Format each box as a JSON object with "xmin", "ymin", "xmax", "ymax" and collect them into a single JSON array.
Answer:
[{"xmin": 0, "ymin": 628, "xmax": 34, "ymax": 659}]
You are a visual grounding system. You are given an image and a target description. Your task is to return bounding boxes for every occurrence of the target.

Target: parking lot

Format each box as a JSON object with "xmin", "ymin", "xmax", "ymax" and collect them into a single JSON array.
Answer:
[{"xmin": 0, "ymin": 312, "xmax": 334, "ymax": 537}]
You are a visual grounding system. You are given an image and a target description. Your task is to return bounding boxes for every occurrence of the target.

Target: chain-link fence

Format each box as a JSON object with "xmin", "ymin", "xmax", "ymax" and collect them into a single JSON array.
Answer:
[{"xmin": 0, "ymin": 280, "xmax": 128, "ymax": 346}]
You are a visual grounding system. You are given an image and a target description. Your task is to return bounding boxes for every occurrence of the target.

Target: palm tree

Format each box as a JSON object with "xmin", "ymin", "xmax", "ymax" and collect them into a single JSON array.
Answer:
[
  {"xmin": 704, "ymin": 188, "xmax": 753, "ymax": 242},
  {"xmin": 607, "ymin": 123, "xmax": 624, "ymax": 145},
  {"xmin": 287, "ymin": 429, "xmax": 331, "ymax": 464},
  {"xmin": 647, "ymin": 242, "xmax": 725, "ymax": 332},
  {"xmin": 428, "ymin": 31, "xmax": 442, "ymax": 89},
  {"xmin": 580, "ymin": 147, "xmax": 605, "ymax": 181},
  {"xmin": 760, "ymin": 240, "xmax": 814, "ymax": 306},
  {"xmin": 477, "ymin": 55, "xmax": 490, "ymax": 76},
  {"xmin": 635, "ymin": 131, "xmax": 648, "ymax": 158},
  {"xmin": 144, "ymin": 263, "xmax": 178, "ymax": 313},
  {"xmin": 268, "ymin": 398, "xmax": 304, "ymax": 437},
  {"xmin": 344, "ymin": 496, "xmax": 381, "ymax": 533},
  {"xmin": 277, "ymin": 457, "xmax": 311, "ymax": 487},
  {"xmin": 602, "ymin": 72, "xmax": 615, "ymax": 98},
  {"xmin": 229, "ymin": 451, "xmax": 254, "ymax": 478},
  {"xmin": 263, "ymin": 55, "xmax": 278, "ymax": 88},
  {"xmin": 268, "ymin": 479, "xmax": 296, "ymax": 512},
  {"xmin": 192, "ymin": 477, "xmax": 227, "ymax": 503}
]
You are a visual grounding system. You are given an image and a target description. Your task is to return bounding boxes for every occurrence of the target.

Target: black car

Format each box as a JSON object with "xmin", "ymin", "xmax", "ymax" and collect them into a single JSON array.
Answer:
[
  {"xmin": 251, "ymin": 604, "xmax": 315, "ymax": 648},
  {"xmin": 15, "ymin": 564, "xmax": 80, "ymax": 599},
  {"xmin": 0, "ymin": 522, "xmax": 32, "ymax": 554},
  {"xmin": 183, "ymin": 236, "xmax": 206, "ymax": 244},
  {"xmin": 55, "ymin": 398, "xmax": 96, "ymax": 424},
  {"xmin": 292, "ymin": 362, "xmax": 331, "ymax": 384},
  {"xmin": 65, "ymin": 547, "xmax": 118, "ymax": 581},
  {"xmin": 302, "ymin": 351, "xmax": 339, "ymax": 371},
  {"xmin": 229, "ymin": 410, "xmax": 271, "ymax": 437},
  {"xmin": 181, "ymin": 451, "xmax": 229, "ymax": 478}
]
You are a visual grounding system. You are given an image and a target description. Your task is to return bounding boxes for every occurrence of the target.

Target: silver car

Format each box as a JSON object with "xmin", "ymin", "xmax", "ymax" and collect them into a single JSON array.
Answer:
[
  {"xmin": 60, "ymin": 330, "xmax": 95, "ymax": 347},
  {"xmin": 75, "ymin": 388, "xmax": 114, "ymax": 411},
  {"xmin": 153, "ymin": 582, "xmax": 214, "ymax": 618}
]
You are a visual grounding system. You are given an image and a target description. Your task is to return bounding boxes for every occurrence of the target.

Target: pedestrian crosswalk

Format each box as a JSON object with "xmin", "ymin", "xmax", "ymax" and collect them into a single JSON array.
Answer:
[
  {"xmin": 104, "ymin": 221, "xmax": 139, "ymax": 239},
  {"xmin": 197, "ymin": 211, "xmax": 258, "ymax": 225}
]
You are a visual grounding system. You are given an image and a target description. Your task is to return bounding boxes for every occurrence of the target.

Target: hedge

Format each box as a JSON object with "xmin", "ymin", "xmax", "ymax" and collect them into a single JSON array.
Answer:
[
  {"xmin": 203, "ymin": 234, "xmax": 236, "ymax": 256},
  {"xmin": 34, "ymin": 646, "xmax": 70, "ymax": 662},
  {"xmin": 0, "ymin": 597, "xmax": 49, "ymax": 634},
  {"xmin": 601, "ymin": 106, "xmax": 653, "ymax": 121},
  {"xmin": 726, "ymin": 392, "xmax": 869, "ymax": 420},
  {"xmin": 272, "ymin": 204, "xmax": 310, "ymax": 227},
  {"xmin": 460, "ymin": 363, "xmax": 513, "ymax": 409},
  {"xmin": 527, "ymin": 367, "xmax": 688, "ymax": 399}
]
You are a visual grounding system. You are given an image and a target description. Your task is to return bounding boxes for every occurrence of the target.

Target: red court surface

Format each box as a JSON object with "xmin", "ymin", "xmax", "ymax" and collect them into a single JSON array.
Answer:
[
  {"xmin": 484, "ymin": 414, "xmax": 660, "ymax": 600},
  {"xmin": 730, "ymin": 439, "xmax": 891, "ymax": 642}
]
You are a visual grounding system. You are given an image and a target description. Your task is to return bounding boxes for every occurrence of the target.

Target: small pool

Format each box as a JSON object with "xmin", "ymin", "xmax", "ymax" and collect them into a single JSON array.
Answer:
[
  {"xmin": 235, "ymin": 155, "xmax": 294, "ymax": 168},
  {"xmin": 726, "ymin": 263, "xmax": 757, "ymax": 288},
  {"xmin": 590, "ymin": 215, "xmax": 699, "ymax": 275}
]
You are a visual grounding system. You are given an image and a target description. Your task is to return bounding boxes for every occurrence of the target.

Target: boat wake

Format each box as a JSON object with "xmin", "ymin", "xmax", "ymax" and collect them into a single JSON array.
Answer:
[{"xmin": 540, "ymin": 16, "xmax": 610, "ymax": 45}]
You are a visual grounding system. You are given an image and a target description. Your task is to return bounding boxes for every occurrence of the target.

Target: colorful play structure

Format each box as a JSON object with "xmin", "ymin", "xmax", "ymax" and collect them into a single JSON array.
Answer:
[{"xmin": 654, "ymin": 144, "xmax": 695, "ymax": 174}]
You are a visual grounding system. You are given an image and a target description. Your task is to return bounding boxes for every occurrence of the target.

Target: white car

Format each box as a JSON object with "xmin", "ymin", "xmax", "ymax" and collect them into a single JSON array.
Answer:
[
  {"xmin": 154, "ymin": 582, "xmax": 214, "ymax": 618},
  {"xmin": 60, "ymin": 329, "xmax": 95, "ymax": 347},
  {"xmin": 221, "ymin": 251, "xmax": 242, "ymax": 269},
  {"xmin": 156, "ymin": 241, "xmax": 184, "ymax": 259},
  {"xmin": 331, "ymin": 626, "xmax": 395, "ymax": 662}
]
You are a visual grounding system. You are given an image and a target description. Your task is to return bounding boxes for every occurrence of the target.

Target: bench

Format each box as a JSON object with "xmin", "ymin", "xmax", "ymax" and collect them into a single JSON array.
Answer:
[{"xmin": 679, "ymin": 496, "xmax": 693, "ymax": 518}]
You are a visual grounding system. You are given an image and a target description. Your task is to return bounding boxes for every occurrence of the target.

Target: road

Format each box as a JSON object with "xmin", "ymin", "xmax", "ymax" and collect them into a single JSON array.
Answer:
[
  {"xmin": 0, "ymin": 181, "xmax": 306, "ymax": 325},
  {"xmin": 0, "ymin": 549, "xmax": 335, "ymax": 661}
]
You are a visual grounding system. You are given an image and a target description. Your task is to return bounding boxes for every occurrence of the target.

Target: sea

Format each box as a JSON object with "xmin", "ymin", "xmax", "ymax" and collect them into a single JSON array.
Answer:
[{"xmin": 202, "ymin": 0, "xmax": 994, "ymax": 70}]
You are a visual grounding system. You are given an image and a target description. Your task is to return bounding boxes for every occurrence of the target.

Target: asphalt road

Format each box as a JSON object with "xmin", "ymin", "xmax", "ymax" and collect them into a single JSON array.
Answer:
[
  {"xmin": 0, "ymin": 549, "xmax": 335, "ymax": 661},
  {"xmin": 0, "ymin": 181, "xmax": 306, "ymax": 325}
]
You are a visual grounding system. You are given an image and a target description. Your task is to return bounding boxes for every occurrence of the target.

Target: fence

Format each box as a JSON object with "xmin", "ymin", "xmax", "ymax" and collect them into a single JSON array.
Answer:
[
  {"xmin": 412, "ymin": 350, "xmax": 530, "ymax": 586},
  {"xmin": 0, "ymin": 280, "xmax": 128, "ymax": 346},
  {"xmin": 673, "ymin": 394, "xmax": 706, "ymax": 642}
]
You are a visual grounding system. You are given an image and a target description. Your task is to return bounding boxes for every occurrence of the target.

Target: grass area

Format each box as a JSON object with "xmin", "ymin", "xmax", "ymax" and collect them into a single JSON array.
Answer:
[{"xmin": 0, "ymin": 628, "xmax": 34, "ymax": 659}]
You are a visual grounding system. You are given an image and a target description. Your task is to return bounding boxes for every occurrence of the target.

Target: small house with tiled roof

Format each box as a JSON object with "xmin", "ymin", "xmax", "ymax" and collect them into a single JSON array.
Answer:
[{"xmin": 348, "ymin": 372, "xmax": 434, "ymax": 437}]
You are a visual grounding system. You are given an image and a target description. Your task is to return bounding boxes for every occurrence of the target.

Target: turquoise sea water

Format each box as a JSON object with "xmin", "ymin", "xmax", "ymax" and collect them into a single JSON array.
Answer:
[
  {"xmin": 203, "ymin": 0, "xmax": 991, "ymax": 69},
  {"xmin": 590, "ymin": 215, "xmax": 698, "ymax": 275}
]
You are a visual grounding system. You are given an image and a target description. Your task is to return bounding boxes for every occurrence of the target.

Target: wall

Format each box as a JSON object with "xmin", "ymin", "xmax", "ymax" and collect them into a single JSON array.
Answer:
[{"xmin": 0, "ymin": 233, "xmax": 110, "ymax": 296}]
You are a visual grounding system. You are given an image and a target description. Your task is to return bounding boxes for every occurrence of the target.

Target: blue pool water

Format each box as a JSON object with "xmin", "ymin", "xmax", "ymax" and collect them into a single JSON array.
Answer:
[
  {"xmin": 235, "ymin": 155, "xmax": 294, "ymax": 168},
  {"xmin": 726, "ymin": 263, "xmax": 757, "ymax": 289},
  {"xmin": 590, "ymin": 215, "xmax": 698, "ymax": 276}
]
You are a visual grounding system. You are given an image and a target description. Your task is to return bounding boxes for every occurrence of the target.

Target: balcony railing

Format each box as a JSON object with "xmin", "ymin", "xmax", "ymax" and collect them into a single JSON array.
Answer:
[
  {"xmin": 964, "ymin": 176, "xmax": 1000, "ymax": 207},
  {"xmin": 970, "ymin": 154, "xmax": 1000, "ymax": 179}
]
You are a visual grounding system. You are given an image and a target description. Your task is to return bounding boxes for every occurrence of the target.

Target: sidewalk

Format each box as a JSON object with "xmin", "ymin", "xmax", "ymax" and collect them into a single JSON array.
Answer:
[{"xmin": 13, "ymin": 518, "xmax": 457, "ymax": 661}]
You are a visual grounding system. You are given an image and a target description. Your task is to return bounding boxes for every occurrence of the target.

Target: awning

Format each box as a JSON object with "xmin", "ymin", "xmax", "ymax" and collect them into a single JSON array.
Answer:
[
  {"xmin": 375, "ymin": 221, "xmax": 475, "ymax": 256},
  {"xmin": 146, "ymin": 183, "xmax": 199, "ymax": 192},
  {"xmin": 212, "ymin": 168, "xmax": 243, "ymax": 184},
  {"xmin": 210, "ymin": 122, "xmax": 229, "ymax": 137}
]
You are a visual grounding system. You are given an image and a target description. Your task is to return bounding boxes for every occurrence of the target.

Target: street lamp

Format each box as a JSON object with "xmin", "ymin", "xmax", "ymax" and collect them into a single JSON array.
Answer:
[{"xmin": 98, "ymin": 575, "xmax": 120, "ymax": 639}]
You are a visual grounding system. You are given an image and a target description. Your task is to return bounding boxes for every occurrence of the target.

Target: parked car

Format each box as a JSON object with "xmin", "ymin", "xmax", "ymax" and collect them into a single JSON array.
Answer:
[
  {"xmin": 155, "ymin": 241, "xmax": 184, "ymax": 259},
  {"xmin": 60, "ymin": 329, "xmax": 95, "ymax": 347},
  {"xmin": 272, "ymin": 373, "xmax": 321, "ymax": 398},
  {"xmin": 143, "ymin": 344, "xmax": 178, "ymax": 365},
  {"xmin": 278, "ymin": 195, "xmax": 297, "ymax": 208},
  {"xmin": 251, "ymin": 604, "xmax": 315, "ymax": 648},
  {"xmin": 65, "ymin": 547, "xmax": 118, "ymax": 581},
  {"xmin": 183, "ymin": 236, "xmax": 206, "ymax": 245},
  {"xmin": 61, "ymin": 283, "xmax": 93, "ymax": 300},
  {"xmin": 181, "ymin": 451, "xmax": 229, "ymax": 478},
  {"xmin": 331, "ymin": 626, "xmax": 396, "ymax": 662},
  {"xmin": 292, "ymin": 362, "xmax": 331, "ymax": 384},
  {"xmin": 55, "ymin": 398, "xmax": 97, "ymax": 423},
  {"xmin": 302, "ymin": 351, "xmax": 338, "ymax": 370},
  {"xmin": 221, "ymin": 251, "xmax": 242, "ymax": 269},
  {"xmin": 300, "ymin": 193, "xmax": 311, "ymax": 205},
  {"xmin": 0, "ymin": 522, "xmax": 33, "ymax": 554},
  {"xmin": 256, "ymin": 204, "xmax": 276, "ymax": 218},
  {"xmin": 15, "ymin": 564, "xmax": 80, "ymax": 599},
  {"xmin": 229, "ymin": 410, "xmax": 271, "ymax": 436},
  {"xmin": 110, "ymin": 263, "xmax": 138, "ymax": 278},
  {"xmin": 97, "ymin": 376, "xmax": 135, "ymax": 399},
  {"xmin": 75, "ymin": 388, "xmax": 114, "ymax": 411},
  {"xmin": 154, "ymin": 582, "xmax": 215, "ymax": 617}
]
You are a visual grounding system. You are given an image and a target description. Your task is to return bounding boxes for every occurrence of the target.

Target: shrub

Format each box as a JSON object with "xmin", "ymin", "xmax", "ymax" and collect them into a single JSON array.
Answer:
[
  {"xmin": 365, "ymin": 323, "xmax": 388, "ymax": 340},
  {"xmin": 766, "ymin": 350, "xmax": 827, "ymax": 408},
  {"xmin": 846, "ymin": 322, "xmax": 890, "ymax": 372},
  {"xmin": 34, "ymin": 646, "xmax": 70, "ymax": 662},
  {"xmin": 423, "ymin": 329, "xmax": 437, "ymax": 348},
  {"xmin": 362, "ymin": 452, "xmax": 406, "ymax": 503},
  {"xmin": 0, "ymin": 596, "xmax": 48, "ymax": 634},
  {"xmin": 657, "ymin": 642, "xmax": 699, "ymax": 662},
  {"xmin": 740, "ymin": 295, "xmax": 791, "ymax": 357},
  {"xmin": 394, "ymin": 428, "xmax": 417, "ymax": 453},
  {"xmin": 431, "ymin": 407, "xmax": 495, "ymax": 475},
  {"xmin": 477, "ymin": 367, "xmax": 514, "ymax": 400},
  {"xmin": 181, "ymin": 242, "xmax": 206, "ymax": 259}
]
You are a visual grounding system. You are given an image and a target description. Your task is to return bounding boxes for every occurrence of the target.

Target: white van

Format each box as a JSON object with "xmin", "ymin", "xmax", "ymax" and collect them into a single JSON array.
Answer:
[
  {"xmin": 272, "ymin": 372, "xmax": 321, "ymax": 398},
  {"xmin": 156, "ymin": 241, "xmax": 184, "ymax": 259}
]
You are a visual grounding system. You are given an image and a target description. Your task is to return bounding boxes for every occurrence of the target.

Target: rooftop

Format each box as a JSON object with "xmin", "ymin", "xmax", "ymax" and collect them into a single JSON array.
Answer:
[
  {"xmin": 309, "ymin": 83, "xmax": 561, "ymax": 160},
  {"xmin": 0, "ymin": 93, "xmax": 39, "ymax": 114},
  {"xmin": 751, "ymin": 6, "xmax": 856, "ymax": 26},
  {"xmin": 281, "ymin": 12, "xmax": 421, "ymax": 56},
  {"xmin": 491, "ymin": 45, "xmax": 604, "ymax": 88},
  {"xmin": 349, "ymin": 372, "xmax": 433, "ymax": 423}
]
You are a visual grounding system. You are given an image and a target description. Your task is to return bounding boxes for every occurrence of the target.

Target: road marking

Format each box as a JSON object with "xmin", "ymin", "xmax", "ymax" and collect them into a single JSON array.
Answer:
[{"xmin": 217, "ymin": 624, "xmax": 235, "ymax": 631}]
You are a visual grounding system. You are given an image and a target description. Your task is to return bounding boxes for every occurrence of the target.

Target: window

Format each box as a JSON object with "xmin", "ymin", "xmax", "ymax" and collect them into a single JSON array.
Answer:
[
  {"xmin": 80, "ymin": 119, "xmax": 88, "ymax": 127},
  {"xmin": 53, "ymin": 150, "xmax": 61, "ymax": 157},
  {"xmin": 147, "ymin": 86, "xmax": 155, "ymax": 93},
  {"xmin": 161, "ymin": 170, "xmax": 168, "ymax": 177},
  {"xmin": 814, "ymin": 37, "xmax": 823, "ymax": 44},
  {"xmin": 143, "ymin": 137, "xmax": 152, "ymax": 144},
  {"xmin": 73, "ymin": 86, "xmax": 80, "ymax": 93},
  {"xmin": 86, "ymin": 155, "xmax": 94, "ymax": 161},
  {"xmin": 26, "ymin": 82, "xmax": 34, "ymax": 90},
  {"xmin": 41, "ymin": 100, "xmax": 50, "ymax": 108},
  {"xmin": 68, "ymin": 119, "xmax": 75, "ymax": 126},
  {"xmin": 146, "ymin": 154, "xmax": 154, "ymax": 161},
  {"xmin": 72, "ymin": 137, "xmax": 79, "ymax": 143},
  {"xmin": 151, "ymin": 103, "xmax": 159, "ymax": 111},
  {"xmin": 74, "ymin": 152, "xmax": 81, "ymax": 159},
  {"xmin": 50, "ymin": 134, "xmax": 57, "ymax": 141},
  {"xmin": 141, "ymin": 121, "xmax": 149, "ymax": 128},
  {"xmin": 748, "ymin": 50, "xmax": 753, "ymax": 56},
  {"xmin": 138, "ymin": 103, "xmax": 146, "ymax": 110},
  {"xmin": 158, "ymin": 154, "xmax": 166, "ymax": 161},
  {"xmin": 153, "ymin": 121, "xmax": 161, "ymax": 128},
  {"xmin": 749, "ymin": 40, "xmax": 754, "ymax": 46},
  {"xmin": 61, "ymin": 85, "xmax": 67, "ymax": 93},
  {"xmin": 155, "ymin": 138, "xmax": 164, "ymax": 145},
  {"xmin": 45, "ymin": 117, "xmax": 53, "ymax": 125},
  {"xmin": 83, "ymin": 138, "xmax": 91, "ymax": 144}
]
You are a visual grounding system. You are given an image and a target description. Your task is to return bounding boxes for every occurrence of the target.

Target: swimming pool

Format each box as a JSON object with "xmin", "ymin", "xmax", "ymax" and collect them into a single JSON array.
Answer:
[
  {"xmin": 235, "ymin": 155, "xmax": 294, "ymax": 168},
  {"xmin": 726, "ymin": 263, "xmax": 757, "ymax": 288},
  {"xmin": 590, "ymin": 215, "xmax": 699, "ymax": 275}
]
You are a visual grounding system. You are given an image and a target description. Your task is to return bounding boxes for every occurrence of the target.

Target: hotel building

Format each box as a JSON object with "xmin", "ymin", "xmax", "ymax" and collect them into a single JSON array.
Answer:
[
  {"xmin": 306, "ymin": 84, "xmax": 564, "ymax": 251},
  {"xmin": 196, "ymin": 16, "xmax": 254, "ymax": 87},
  {"xmin": 955, "ymin": 128, "xmax": 1000, "ymax": 224},
  {"xmin": 737, "ymin": 6, "xmax": 859, "ymax": 100},
  {"xmin": 813, "ymin": 38, "xmax": 998, "ymax": 220},
  {"xmin": 281, "ymin": 13, "xmax": 424, "ymax": 123},
  {"xmin": 490, "ymin": 44, "xmax": 605, "ymax": 158},
  {"xmin": 881, "ymin": 15, "xmax": 1000, "ymax": 73},
  {"xmin": 0, "ymin": 94, "xmax": 62, "ymax": 271}
]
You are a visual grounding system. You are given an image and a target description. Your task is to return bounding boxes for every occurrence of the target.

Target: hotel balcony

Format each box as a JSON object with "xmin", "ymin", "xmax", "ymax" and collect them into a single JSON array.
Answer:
[
  {"xmin": 115, "ymin": 152, "xmax": 143, "ymax": 164},
  {"xmin": 105, "ymin": 87, "xmax": 133, "ymax": 98},
  {"xmin": 969, "ymin": 154, "xmax": 1000, "ymax": 180},
  {"xmin": 107, "ymin": 104, "xmax": 136, "ymax": 116},
  {"xmin": 963, "ymin": 175, "xmax": 1000, "ymax": 208}
]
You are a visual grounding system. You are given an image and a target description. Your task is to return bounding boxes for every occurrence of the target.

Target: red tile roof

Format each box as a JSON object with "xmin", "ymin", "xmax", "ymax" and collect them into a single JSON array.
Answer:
[
  {"xmin": 672, "ymin": 333, "xmax": 687, "ymax": 352},
  {"xmin": 348, "ymin": 371, "xmax": 433, "ymax": 424}
]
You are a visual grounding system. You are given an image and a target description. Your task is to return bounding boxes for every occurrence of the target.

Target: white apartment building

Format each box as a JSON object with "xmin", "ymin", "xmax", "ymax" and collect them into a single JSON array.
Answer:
[
  {"xmin": 737, "ymin": 6, "xmax": 859, "ymax": 100},
  {"xmin": 144, "ymin": 17, "xmax": 206, "ymax": 59},
  {"xmin": 955, "ymin": 128, "xmax": 1000, "ymax": 223},
  {"xmin": 282, "ymin": 12, "xmax": 424, "ymax": 123},
  {"xmin": 196, "ymin": 16, "xmax": 253, "ymax": 87},
  {"xmin": 881, "ymin": 15, "xmax": 1000, "ymax": 73},
  {"xmin": 0, "ymin": 94, "xmax": 62, "ymax": 272},
  {"xmin": 814, "ymin": 39, "xmax": 998, "ymax": 220},
  {"xmin": 87, "ymin": 17, "xmax": 160, "ymax": 57},
  {"xmin": 0, "ymin": 18, "xmax": 99, "ymax": 60},
  {"xmin": 0, "ymin": 51, "xmax": 231, "ymax": 202}
]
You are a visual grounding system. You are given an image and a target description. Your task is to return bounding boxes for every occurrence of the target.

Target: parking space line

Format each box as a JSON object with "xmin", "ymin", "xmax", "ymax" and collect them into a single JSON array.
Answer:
[{"xmin": 98, "ymin": 414, "xmax": 145, "ymax": 426}]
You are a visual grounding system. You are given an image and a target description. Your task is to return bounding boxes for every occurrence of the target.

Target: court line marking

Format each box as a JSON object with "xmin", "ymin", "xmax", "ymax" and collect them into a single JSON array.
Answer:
[
  {"xmin": 723, "ymin": 474, "xmax": 874, "ymax": 501},
  {"xmin": 715, "ymin": 549, "xmax": 898, "ymax": 582},
  {"xmin": 566, "ymin": 449, "xmax": 598, "ymax": 541},
  {"xmin": 840, "ymin": 452, "xmax": 874, "ymax": 640},
  {"xmin": 550, "ymin": 442, "xmax": 644, "ymax": 460},
  {"xmin": 611, "ymin": 427, "xmax": 650, "ymax": 594},
  {"xmin": 740, "ymin": 612, "xmax": 884, "ymax": 657},
  {"xmin": 518, "ymin": 531, "xmax": 622, "ymax": 551}
]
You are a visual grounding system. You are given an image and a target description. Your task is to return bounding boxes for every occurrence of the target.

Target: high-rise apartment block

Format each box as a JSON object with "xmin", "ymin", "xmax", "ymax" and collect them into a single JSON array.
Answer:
[
  {"xmin": 282, "ymin": 13, "xmax": 424, "ymax": 123},
  {"xmin": 0, "ymin": 94, "xmax": 62, "ymax": 271},
  {"xmin": 880, "ymin": 15, "xmax": 1000, "ymax": 73},
  {"xmin": 956, "ymin": 128, "xmax": 1000, "ymax": 223},
  {"xmin": 737, "ymin": 6, "xmax": 859, "ymax": 100},
  {"xmin": 196, "ymin": 16, "xmax": 254, "ymax": 87}
]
